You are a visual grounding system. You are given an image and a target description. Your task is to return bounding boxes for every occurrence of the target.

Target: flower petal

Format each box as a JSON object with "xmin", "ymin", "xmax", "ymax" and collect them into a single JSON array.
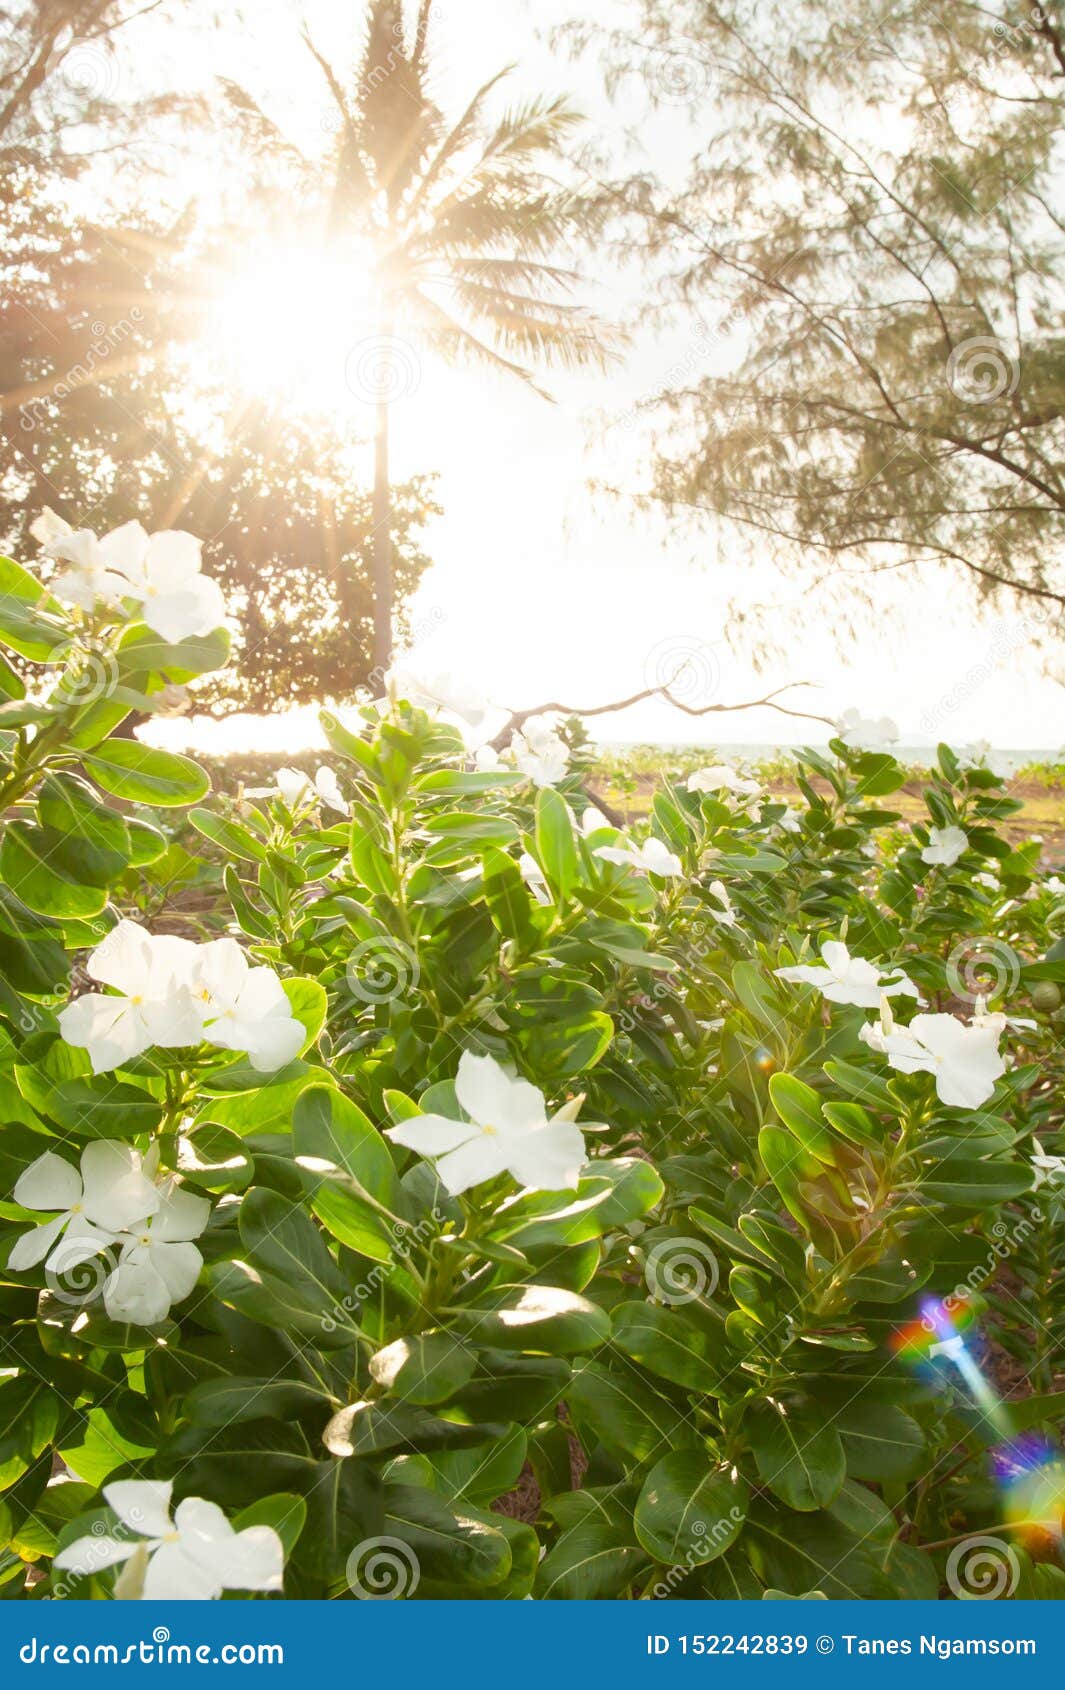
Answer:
[
  {"xmin": 80, "ymin": 1141, "xmax": 160, "ymax": 1233},
  {"xmin": 7, "ymin": 1213, "xmax": 69, "ymax": 1272},
  {"xmin": 506, "ymin": 1118, "xmax": 586, "ymax": 1193},
  {"xmin": 433, "ymin": 1134, "xmax": 510, "ymax": 1195},
  {"xmin": 455, "ymin": 1051, "xmax": 545, "ymax": 1132},
  {"xmin": 146, "ymin": 1239, "xmax": 203, "ymax": 1304},
  {"xmin": 151, "ymin": 1185, "xmax": 210, "ymax": 1243},
  {"xmin": 103, "ymin": 1478, "xmax": 173, "ymax": 1539},
  {"xmin": 385, "ymin": 1114, "xmax": 480, "ymax": 1157},
  {"xmin": 58, "ymin": 993, "xmax": 152, "ymax": 1075},
  {"xmin": 12, "ymin": 1151, "xmax": 81, "ymax": 1213},
  {"xmin": 54, "ymin": 1533, "xmax": 138, "ymax": 1574},
  {"xmin": 144, "ymin": 529, "xmax": 203, "ymax": 587},
  {"xmin": 142, "ymin": 1540, "xmax": 222, "ymax": 1600},
  {"xmin": 103, "ymin": 1254, "xmax": 172, "ymax": 1326}
]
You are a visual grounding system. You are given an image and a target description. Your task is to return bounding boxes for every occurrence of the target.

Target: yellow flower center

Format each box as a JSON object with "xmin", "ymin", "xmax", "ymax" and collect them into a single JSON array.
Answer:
[{"xmin": 481, "ymin": 1124, "xmax": 498, "ymax": 1137}]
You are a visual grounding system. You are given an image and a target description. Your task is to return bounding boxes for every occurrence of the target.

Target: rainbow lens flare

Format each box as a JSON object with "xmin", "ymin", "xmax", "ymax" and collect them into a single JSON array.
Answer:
[{"xmin": 995, "ymin": 1436, "xmax": 1065, "ymax": 1549}]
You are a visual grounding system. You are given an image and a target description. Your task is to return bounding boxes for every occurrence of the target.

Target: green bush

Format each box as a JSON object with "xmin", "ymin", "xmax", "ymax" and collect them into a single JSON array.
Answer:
[{"xmin": 0, "ymin": 521, "xmax": 1063, "ymax": 1601}]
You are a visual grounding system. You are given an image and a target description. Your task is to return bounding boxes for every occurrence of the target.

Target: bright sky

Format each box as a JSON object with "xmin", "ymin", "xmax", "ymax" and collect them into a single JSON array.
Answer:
[{"xmin": 131, "ymin": 1, "xmax": 1065, "ymax": 750}]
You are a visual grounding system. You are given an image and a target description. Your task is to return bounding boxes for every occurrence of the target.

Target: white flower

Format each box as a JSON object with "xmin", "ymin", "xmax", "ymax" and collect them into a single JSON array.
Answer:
[
  {"xmin": 387, "ymin": 665, "xmax": 488, "ymax": 728},
  {"xmin": 595, "ymin": 835, "xmax": 684, "ymax": 878},
  {"xmin": 687, "ymin": 764, "xmax": 761, "ymax": 798},
  {"xmin": 519, "ymin": 851, "xmax": 551, "ymax": 905},
  {"xmin": 1031, "ymin": 1154, "xmax": 1065, "ymax": 1192},
  {"xmin": 6, "ymin": 1142, "xmax": 159, "ymax": 1274},
  {"xmin": 580, "ymin": 806, "xmax": 609, "ymax": 835},
  {"xmin": 859, "ymin": 1002, "xmax": 1005, "ymax": 1108},
  {"xmin": 103, "ymin": 1182, "xmax": 210, "ymax": 1326},
  {"xmin": 57, "ymin": 920, "xmax": 205, "ymax": 1075},
  {"xmin": 974, "ymin": 871, "xmax": 1000, "ymax": 891},
  {"xmin": 957, "ymin": 740, "xmax": 1010, "ymax": 779},
  {"xmin": 777, "ymin": 806, "xmax": 803, "ymax": 834},
  {"xmin": 775, "ymin": 939, "xmax": 919, "ymax": 1009},
  {"xmin": 58, "ymin": 923, "xmax": 306, "ymax": 1077},
  {"xmin": 706, "ymin": 879, "xmax": 739, "ymax": 928},
  {"xmin": 511, "ymin": 718, "xmax": 569, "ymax": 787},
  {"xmin": 385, "ymin": 1051, "xmax": 587, "ymax": 1196},
  {"xmin": 53, "ymin": 1480, "xmax": 283, "ymax": 1600},
  {"xmin": 36, "ymin": 515, "xmax": 224, "ymax": 641},
  {"xmin": 31, "ymin": 511, "xmax": 131, "ymax": 611},
  {"xmin": 921, "ymin": 825, "xmax": 968, "ymax": 867},
  {"xmin": 275, "ymin": 765, "xmax": 349, "ymax": 816},
  {"xmin": 836, "ymin": 708, "xmax": 899, "ymax": 750},
  {"xmin": 195, "ymin": 938, "xmax": 305, "ymax": 1072},
  {"xmin": 970, "ymin": 995, "xmax": 1036, "ymax": 1035},
  {"xmin": 474, "ymin": 743, "xmax": 504, "ymax": 772},
  {"xmin": 1044, "ymin": 876, "xmax": 1065, "ymax": 899}
]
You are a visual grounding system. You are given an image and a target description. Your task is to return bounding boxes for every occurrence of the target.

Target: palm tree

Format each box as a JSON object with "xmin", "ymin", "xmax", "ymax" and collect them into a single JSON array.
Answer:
[{"xmin": 305, "ymin": 0, "xmax": 613, "ymax": 671}]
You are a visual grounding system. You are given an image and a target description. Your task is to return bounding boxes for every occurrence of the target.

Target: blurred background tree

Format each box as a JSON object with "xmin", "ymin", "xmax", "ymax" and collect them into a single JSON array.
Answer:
[
  {"xmin": 0, "ymin": 0, "xmax": 438, "ymax": 712},
  {"xmin": 580, "ymin": 0, "xmax": 1065, "ymax": 650}
]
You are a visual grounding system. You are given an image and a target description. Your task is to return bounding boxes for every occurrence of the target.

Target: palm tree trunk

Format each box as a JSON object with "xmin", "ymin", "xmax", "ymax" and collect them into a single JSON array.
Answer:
[{"xmin": 371, "ymin": 327, "xmax": 393, "ymax": 675}]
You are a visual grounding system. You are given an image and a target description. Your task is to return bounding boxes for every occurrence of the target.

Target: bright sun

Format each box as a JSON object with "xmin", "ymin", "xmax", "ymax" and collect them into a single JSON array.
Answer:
[{"xmin": 204, "ymin": 246, "xmax": 382, "ymax": 417}]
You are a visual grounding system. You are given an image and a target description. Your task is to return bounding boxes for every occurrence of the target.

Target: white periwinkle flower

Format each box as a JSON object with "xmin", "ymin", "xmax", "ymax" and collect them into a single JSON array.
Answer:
[
  {"xmin": 54, "ymin": 1481, "xmax": 283, "ymax": 1601},
  {"xmin": 519, "ymin": 851, "xmax": 551, "ymax": 905},
  {"xmin": 777, "ymin": 805, "xmax": 803, "ymax": 834},
  {"xmin": 387, "ymin": 665, "xmax": 488, "ymax": 728},
  {"xmin": 595, "ymin": 835, "xmax": 684, "ymax": 878},
  {"xmin": 859, "ymin": 1001, "xmax": 1005, "ymax": 1108},
  {"xmin": 775, "ymin": 939, "xmax": 919, "ymax": 1009},
  {"xmin": 957, "ymin": 740, "xmax": 1010, "ymax": 779},
  {"xmin": 921, "ymin": 825, "xmax": 968, "ymax": 867},
  {"xmin": 385, "ymin": 1051, "xmax": 587, "ymax": 1196},
  {"xmin": 58, "ymin": 921, "xmax": 305, "ymax": 1076},
  {"xmin": 6, "ymin": 1142, "xmax": 160, "ymax": 1274},
  {"xmin": 687, "ymin": 764, "xmax": 762, "ymax": 799},
  {"xmin": 705, "ymin": 879, "xmax": 739, "ymax": 928},
  {"xmin": 836, "ymin": 708, "xmax": 899, "ymax": 750},
  {"xmin": 34, "ymin": 513, "xmax": 224, "ymax": 641},
  {"xmin": 57, "ymin": 921, "xmax": 204, "ymax": 1076},
  {"xmin": 275, "ymin": 765, "xmax": 348, "ymax": 816},
  {"xmin": 511, "ymin": 718, "xmax": 569, "ymax": 787},
  {"xmin": 196, "ymin": 938, "xmax": 305, "ymax": 1072},
  {"xmin": 1031, "ymin": 1153, "xmax": 1065, "ymax": 1192},
  {"xmin": 103, "ymin": 1183, "xmax": 210, "ymax": 1326}
]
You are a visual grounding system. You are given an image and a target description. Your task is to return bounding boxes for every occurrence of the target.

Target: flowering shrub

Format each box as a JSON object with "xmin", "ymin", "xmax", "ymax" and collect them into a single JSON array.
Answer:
[{"xmin": 0, "ymin": 519, "xmax": 1063, "ymax": 1601}]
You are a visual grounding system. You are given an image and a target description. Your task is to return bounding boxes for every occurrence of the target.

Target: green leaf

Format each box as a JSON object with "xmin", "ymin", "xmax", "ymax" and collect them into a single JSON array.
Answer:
[
  {"xmin": 369, "ymin": 1335, "xmax": 477, "ymax": 1406},
  {"xmin": 293, "ymin": 1086, "xmax": 401, "ymax": 1261},
  {"xmin": 185, "ymin": 1378, "xmax": 331, "ymax": 1429},
  {"xmin": 0, "ymin": 822, "xmax": 109, "ymax": 917},
  {"xmin": 0, "ymin": 557, "xmax": 66, "ymax": 660},
  {"xmin": 836, "ymin": 1403, "xmax": 924, "ymax": 1481},
  {"xmin": 238, "ymin": 1187, "xmax": 351, "ymax": 1317},
  {"xmin": 536, "ymin": 787, "xmax": 580, "ymax": 899},
  {"xmin": 188, "ymin": 808, "xmax": 267, "ymax": 863},
  {"xmin": 117, "ymin": 623, "xmax": 229, "ymax": 678},
  {"xmin": 449, "ymin": 1285, "xmax": 610, "ymax": 1354},
  {"xmin": 81, "ymin": 739, "xmax": 209, "ymax": 806},
  {"xmin": 746, "ymin": 1401, "xmax": 846, "ymax": 1512},
  {"xmin": 381, "ymin": 1482, "xmax": 512, "ymax": 1591},
  {"xmin": 769, "ymin": 1072, "xmax": 837, "ymax": 1165},
  {"xmin": 566, "ymin": 1360, "xmax": 696, "ymax": 1464},
  {"xmin": 611, "ymin": 1302, "xmax": 725, "ymax": 1394},
  {"xmin": 634, "ymin": 1453, "xmax": 747, "ymax": 1565},
  {"xmin": 534, "ymin": 1519, "xmax": 651, "ymax": 1600},
  {"xmin": 322, "ymin": 1402, "xmax": 506, "ymax": 1458}
]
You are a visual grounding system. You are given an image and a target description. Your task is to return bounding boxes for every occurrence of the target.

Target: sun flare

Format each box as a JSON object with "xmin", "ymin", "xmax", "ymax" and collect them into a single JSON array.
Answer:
[{"xmin": 204, "ymin": 246, "xmax": 380, "ymax": 416}]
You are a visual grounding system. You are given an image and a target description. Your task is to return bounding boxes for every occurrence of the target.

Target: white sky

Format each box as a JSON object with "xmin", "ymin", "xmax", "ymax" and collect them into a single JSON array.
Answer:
[{"xmin": 126, "ymin": 2, "xmax": 1065, "ymax": 748}]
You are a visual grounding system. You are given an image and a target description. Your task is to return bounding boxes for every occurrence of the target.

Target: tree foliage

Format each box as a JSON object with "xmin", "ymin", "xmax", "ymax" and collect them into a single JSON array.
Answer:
[{"xmin": 585, "ymin": 0, "xmax": 1065, "ymax": 635}]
